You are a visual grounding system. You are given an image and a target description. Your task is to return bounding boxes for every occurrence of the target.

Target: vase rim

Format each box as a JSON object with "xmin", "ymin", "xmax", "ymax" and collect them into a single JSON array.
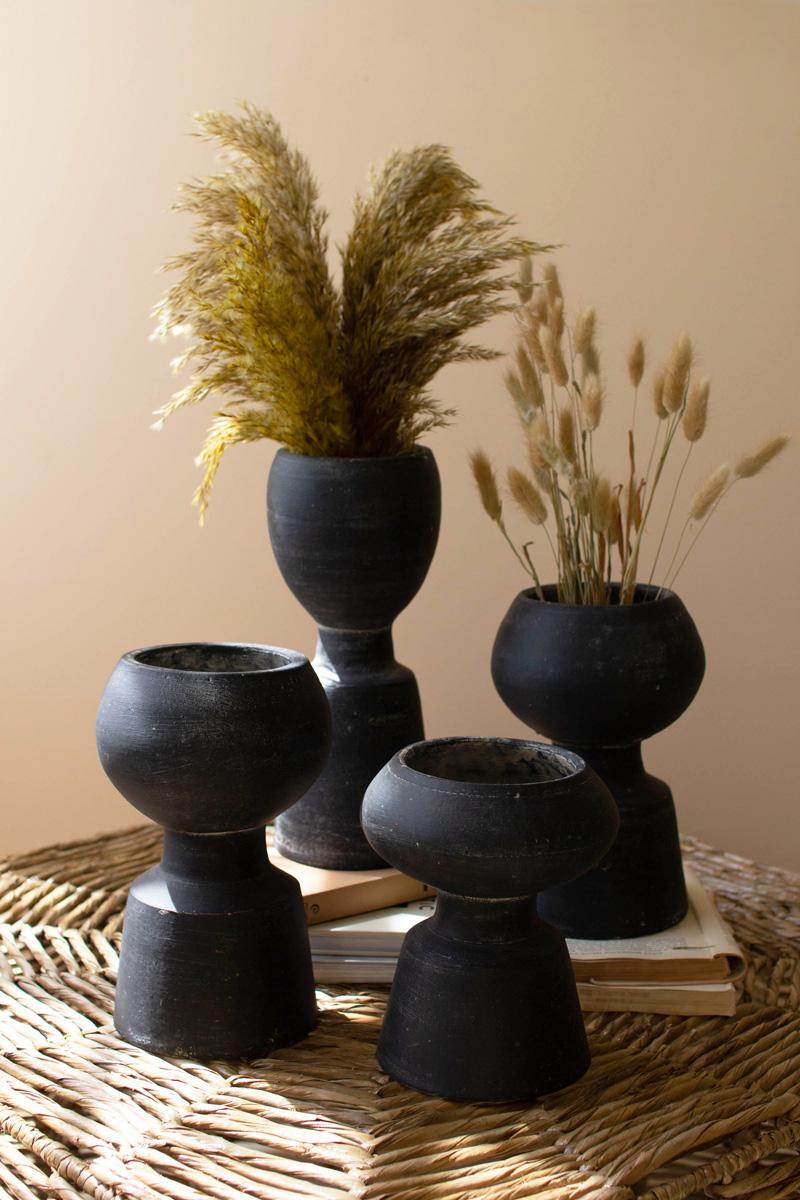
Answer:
[
  {"xmin": 274, "ymin": 445, "xmax": 434, "ymax": 465},
  {"xmin": 519, "ymin": 582, "xmax": 680, "ymax": 609},
  {"xmin": 394, "ymin": 736, "xmax": 585, "ymax": 789},
  {"xmin": 123, "ymin": 642, "xmax": 308, "ymax": 676}
]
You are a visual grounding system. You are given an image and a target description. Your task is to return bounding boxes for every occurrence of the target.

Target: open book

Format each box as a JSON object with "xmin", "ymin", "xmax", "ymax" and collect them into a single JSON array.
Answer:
[{"xmin": 308, "ymin": 865, "xmax": 744, "ymax": 1016}]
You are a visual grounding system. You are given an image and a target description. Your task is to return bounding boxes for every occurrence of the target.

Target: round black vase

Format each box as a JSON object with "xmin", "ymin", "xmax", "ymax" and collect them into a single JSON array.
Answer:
[
  {"xmin": 492, "ymin": 584, "xmax": 705, "ymax": 938},
  {"xmin": 361, "ymin": 737, "xmax": 618, "ymax": 1102},
  {"xmin": 267, "ymin": 448, "xmax": 441, "ymax": 870},
  {"xmin": 96, "ymin": 642, "xmax": 330, "ymax": 1060}
]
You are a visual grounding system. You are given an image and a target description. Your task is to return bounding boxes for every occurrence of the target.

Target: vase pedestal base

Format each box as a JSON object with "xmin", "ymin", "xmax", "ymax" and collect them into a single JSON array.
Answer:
[
  {"xmin": 378, "ymin": 894, "xmax": 590, "ymax": 1102},
  {"xmin": 537, "ymin": 745, "xmax": 688, "ymax": 939},
  {"xmin": 275, "ymin": 629, "xmax": 423, "ymax": 871},
  {"xmin": 114, "ymin": 832, "xmax": 318, "ymax": 1059}
]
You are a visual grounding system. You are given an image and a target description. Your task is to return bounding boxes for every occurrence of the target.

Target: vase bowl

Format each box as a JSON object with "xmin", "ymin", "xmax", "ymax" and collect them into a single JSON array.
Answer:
[{"xmin": 492, "ymin": 585, "xmax": 705, "ymax": 937}]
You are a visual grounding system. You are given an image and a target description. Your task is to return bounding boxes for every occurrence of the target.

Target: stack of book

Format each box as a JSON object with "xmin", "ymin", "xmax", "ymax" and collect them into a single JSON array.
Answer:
[{"xmin": 272, "ymin": 849, "xmax": 743, "ymax": 1017}]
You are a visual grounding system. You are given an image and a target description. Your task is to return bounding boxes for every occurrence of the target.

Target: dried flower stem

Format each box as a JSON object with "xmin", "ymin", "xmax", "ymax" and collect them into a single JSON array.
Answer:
[{"xmin": 474, "ymin": 261, "xmax": 788, "ymax": 605}]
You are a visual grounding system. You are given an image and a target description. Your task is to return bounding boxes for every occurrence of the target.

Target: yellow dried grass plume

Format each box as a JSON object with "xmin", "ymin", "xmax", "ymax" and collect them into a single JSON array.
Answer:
[{"xmin": 156, "ymin": 103, "xmax": 547, "ymax": 516}]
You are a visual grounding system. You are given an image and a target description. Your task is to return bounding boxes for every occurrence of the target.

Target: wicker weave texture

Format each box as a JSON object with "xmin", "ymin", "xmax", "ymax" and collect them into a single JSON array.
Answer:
[{"xmin": 0, "ymin": 827, "xmax": 797, "ymax": 1200}]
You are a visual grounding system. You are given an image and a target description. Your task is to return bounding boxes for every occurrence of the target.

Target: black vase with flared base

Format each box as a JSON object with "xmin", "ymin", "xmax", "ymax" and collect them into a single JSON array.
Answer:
[
  {"xmin": 96, "ymin": 642, "xmax": 330, "ymax": 1060},
  {"xmin": 268, "ymin": 448, "xmax": 441, "ymax": 870},
  {"xmin": 492, "ymin": 584, "xmax": 705, "ymax": 939},
  {"xmin": 362, "ymin": 737, "xmax": 618, "ymax": 1101}
]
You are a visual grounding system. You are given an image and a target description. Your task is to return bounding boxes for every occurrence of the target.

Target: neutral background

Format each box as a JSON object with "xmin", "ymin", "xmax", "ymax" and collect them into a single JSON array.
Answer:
[{"xmin": 2, "ymin": 0, "xmax": 798, "ymax": 867}]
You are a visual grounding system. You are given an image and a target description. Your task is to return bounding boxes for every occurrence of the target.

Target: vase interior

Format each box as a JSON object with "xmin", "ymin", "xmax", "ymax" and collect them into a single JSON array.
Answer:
[
  {"xmin": 400, "ymin": 738, "xmax": 579, "ymax": 786},
  {"xmin": 533, "ymin": 582, "xmax": 671, "ymax": 606},
  {"xmin": 132, "ymin": 644, "xmax": 292, "ymax": 673}
]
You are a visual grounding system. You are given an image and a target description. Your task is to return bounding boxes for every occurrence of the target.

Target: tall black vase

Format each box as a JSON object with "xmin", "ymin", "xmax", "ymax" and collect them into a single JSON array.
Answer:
[
  {"xmin": 492, "ymin": 584, "xmax": 705, "ymax": 938},
  {"xmin": 267, "ymin": 448, "xmax": 441, "ymax": 869}
]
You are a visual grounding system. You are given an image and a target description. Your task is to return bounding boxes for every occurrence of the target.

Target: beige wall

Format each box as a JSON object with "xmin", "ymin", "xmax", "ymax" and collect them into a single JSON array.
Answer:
[{"xmin": 2, "ymin": 0, "xmax": 798, "ymax": 868}]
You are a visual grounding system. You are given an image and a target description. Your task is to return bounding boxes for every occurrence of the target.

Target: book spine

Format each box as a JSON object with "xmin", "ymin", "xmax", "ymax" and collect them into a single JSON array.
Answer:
[{"xmin": 304, "ymin": 880, "xmax": 434, "ymax": 925}]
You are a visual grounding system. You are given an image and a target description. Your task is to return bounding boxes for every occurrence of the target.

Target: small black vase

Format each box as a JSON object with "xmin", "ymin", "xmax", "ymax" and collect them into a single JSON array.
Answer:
[
  {"xmin": 362, "ymin": 737, "xmax": 618, "ymax": 1101},
  {"xmin": 492, "ymin": 584, "xmax": 705, "ymax": 938},
  {"xmin": 267, "ymin": 448, "xmax": 441, "ymax": 870},
  {"xmin": 96, "ymin": 642, "xmax": 330, "ymax": 1059}
]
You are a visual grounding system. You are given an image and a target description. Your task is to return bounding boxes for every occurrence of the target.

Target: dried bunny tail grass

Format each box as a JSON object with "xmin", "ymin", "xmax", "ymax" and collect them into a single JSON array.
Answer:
[
  {"xmin": 682, "ymin": 377, "xmax": 710, "ymax": 442},
  {"xmin": 688, "ymin": 463, "xmax": 730, "ymax": 520},
  {"xmin": 590, "ymin": 476, "xmax": 613, "ymax": 530},
  {"xmin": 652, "ymin": 367, "xmax": 668, "ymax": 419},
  {"xmin": 532, "ymin": 286, "xmax": 549, "ymax": 325},
  {"xmin": 663, "ymin": 333, "xmax": 693, "ymax": 413},
  {"xmin": 520, "ymin": 307, "xmax": 548, "ymax": 370},
  {"xmin": 508, "ymin": 467, "xmax": 547, "ymax": 524},
  {"xmin": 538, "ymin": 435, "xmax": 570, "ymax": 475},
  {"xmin": 571, "ymin": 476, "xmax": 591, "ymax": 515},
  {"xmin": 558, "ymin": 405, "xmax": 579, "ymax": 466},
  {"xmin": 515, "ymin": 343, "xmax": 545, "ymax": 410},
  {"xmin": 526, "ymin": 411, "xmax": 551, "ymax": 472},
  {"xmin": 573, "ymin": 306, "xmax": 596, "ymax": 355},
  {"xmin": 504, "ymin": 368, "xmax": 527, "ymax": 414},
  {"xmin": 581, "ymin": 373, "xmax": 604, "ymax": 431},
  {"xmin": 516, "ymin": 255, "xmax": 534, "ymax": 304},
  {"xmin": 470, "ymin": 449, "xmax": 503, "ymax": 521},
  {"xmin": 581, "ymin": 339, "xmax": 600, "ymax": 379},
  {"xmin": 539, "ymin": 323, "xmax": 570, "ymax": 387},
  {"xmin": 548, "ymin": 296, "xmax": 565, "ymax": 341},
  {"xmin": 628, "ymin": 336, "xmax": 645, "ymax": 388},
  {"xmin": 734, "ymin": 434, "xmax": 790, "ymax": 479},
  {"xmin": 543, "ymin": 262, "xmax": 562, "ymax": 306}
]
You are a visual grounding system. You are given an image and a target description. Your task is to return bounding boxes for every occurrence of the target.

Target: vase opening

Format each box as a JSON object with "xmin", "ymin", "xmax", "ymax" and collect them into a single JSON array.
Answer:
[
  {"xmin": 400, "ymin": 738, "xmax": 580, "ymax": 786},
  {"xmin": 132, "ymin": 644, "xmax": 296, "ymax": 673},
  {"xmin": 530, "ymin": 582, "xmax": 673, "ymax": 607}
]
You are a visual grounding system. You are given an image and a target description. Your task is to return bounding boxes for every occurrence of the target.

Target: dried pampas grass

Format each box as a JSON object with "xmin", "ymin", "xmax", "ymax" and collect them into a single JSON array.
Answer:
[{"xmin": 155, "ymin": 103, "xmax": 546, "ymax": 517}]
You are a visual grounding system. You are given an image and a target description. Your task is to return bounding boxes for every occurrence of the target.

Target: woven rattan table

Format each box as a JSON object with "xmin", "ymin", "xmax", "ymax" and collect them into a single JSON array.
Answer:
[{"xmin": 0, "ymin": 828, "xmax": 797, "ymax": 1200}]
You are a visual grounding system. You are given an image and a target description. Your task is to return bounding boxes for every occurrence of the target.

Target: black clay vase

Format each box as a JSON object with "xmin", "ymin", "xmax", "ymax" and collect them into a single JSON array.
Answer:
[
  {"xmin": 361, "ymin": 737, "xmax": 618, "ymax": 1101},
  {"xmin": 492, "ymin": 584, "xmax": 705, "ymax": 938},
  {"xmin": 267, "ymin": 448, "xmax": 441, "ymax": 870},
  {"xmin": 96, "ymin": 642, "xmax": 330, "ymax": 1060}
]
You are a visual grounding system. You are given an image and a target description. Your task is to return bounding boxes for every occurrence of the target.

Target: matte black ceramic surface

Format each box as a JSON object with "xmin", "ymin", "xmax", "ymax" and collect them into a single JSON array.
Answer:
[
  {"xmin": 97, "ymin": 642, "xmax": 330, "ymax": 1059},
  {"xmin": 492, "ymin": 585, "xmax": 705, "ymax": 938},
  {"xmin": 362, "ymin": 737, "xmax": 618, "ymax": 1101},
  {"xmin": 268, "ymin": 449, "xmax": 441, "ymax": 869}
]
